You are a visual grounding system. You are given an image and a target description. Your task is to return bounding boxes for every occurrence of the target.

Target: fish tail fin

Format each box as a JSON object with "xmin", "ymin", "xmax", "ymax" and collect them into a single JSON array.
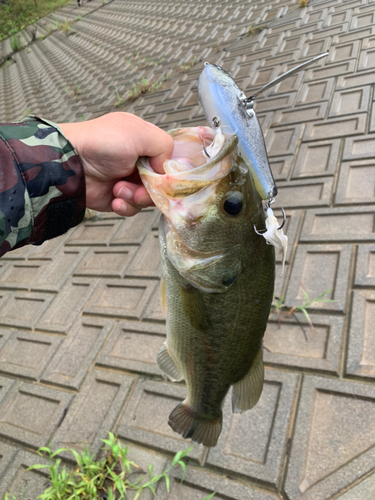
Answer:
[{"xmin": 168, "ymin": 402, "xmax": 222, "ymax": 447}]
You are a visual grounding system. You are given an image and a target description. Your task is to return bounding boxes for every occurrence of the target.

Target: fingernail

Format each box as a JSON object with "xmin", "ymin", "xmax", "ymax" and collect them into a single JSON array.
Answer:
[
  {"xmin": 118, "ymin": 187, "xmax": 133, "ymax": 200},
  {"xmin": 137, "ymin": 194, "xmax": 150, "ymax": 205}
]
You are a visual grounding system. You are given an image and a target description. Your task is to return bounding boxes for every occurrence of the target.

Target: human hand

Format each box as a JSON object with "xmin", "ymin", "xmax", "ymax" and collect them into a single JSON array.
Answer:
[{"xmin": 59, "ymin": 112, "xmax": 174, "ymax": 216}]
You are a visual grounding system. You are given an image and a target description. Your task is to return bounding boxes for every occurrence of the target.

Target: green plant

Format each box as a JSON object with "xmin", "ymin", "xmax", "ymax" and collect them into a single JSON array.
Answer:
[
  {"xmin": 270, "ymin": 287, "xmax": 335, "ymax": 334},
  {"xmin": 114, "ymin": 76, "xmax": 165, "ymax": 106},
  {"xmin": 61, "ymin": 19, "xmax": 70, "ymax": 35},
  {"xmin": 10, "ymin": 34, "xmax": 21, "ymax": 52},
  {"xmin": 0, "ymin": 433, "xmax": 215, "ymax": 499},
  {"xmin": 179, "ymin": 56, "xmax": 197, "ymax": 73},
  {"xmin": 247, "ymin": 24, "xmax": 267, "ymax": 35},
  {"xmin": 299, "ymin": 0, "xmax": 308, "ymax": 6}
]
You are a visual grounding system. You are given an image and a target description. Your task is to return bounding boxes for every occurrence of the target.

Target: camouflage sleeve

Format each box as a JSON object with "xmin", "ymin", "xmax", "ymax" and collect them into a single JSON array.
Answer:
[{"xmin": 0, "ymin": 115, "xmax": 86, "ymax": 257}]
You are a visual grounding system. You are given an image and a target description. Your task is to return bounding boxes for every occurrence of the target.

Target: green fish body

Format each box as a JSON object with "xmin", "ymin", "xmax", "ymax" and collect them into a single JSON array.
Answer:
[{"xmin": 137, "ymin": 127, "xmax": 275, "ymax": 447}]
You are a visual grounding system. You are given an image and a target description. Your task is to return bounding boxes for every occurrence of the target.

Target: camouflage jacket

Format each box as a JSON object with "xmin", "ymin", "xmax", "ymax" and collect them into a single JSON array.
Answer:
[{"xmin": 0, "ymin": 116, "xmax": 85, "ymax": 257}]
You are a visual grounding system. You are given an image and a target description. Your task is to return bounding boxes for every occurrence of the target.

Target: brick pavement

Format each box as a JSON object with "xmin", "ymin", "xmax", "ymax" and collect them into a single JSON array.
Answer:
[{"xmin": 1, "ymin": 0, "xmax": 375, "ymax": 498}]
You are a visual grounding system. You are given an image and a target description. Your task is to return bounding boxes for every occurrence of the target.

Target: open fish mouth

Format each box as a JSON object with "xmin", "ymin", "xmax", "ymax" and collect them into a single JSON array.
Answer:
[{"xmin": 137, "ymin": 127, "xmax": 238, "ymax": 214}]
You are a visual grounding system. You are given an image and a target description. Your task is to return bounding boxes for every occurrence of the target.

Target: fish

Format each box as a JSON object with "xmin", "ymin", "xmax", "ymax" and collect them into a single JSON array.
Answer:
[
  {"xmin": 198, "ymin": 62, "xmax": 277, "ymax": 202},
  {"xmin": 137, "ymin": 126, "xmax": 276, "ymax": 447}
]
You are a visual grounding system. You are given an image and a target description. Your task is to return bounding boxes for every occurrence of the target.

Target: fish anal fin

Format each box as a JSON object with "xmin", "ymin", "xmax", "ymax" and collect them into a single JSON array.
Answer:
[
  {"xmin": 168, "ymin": 402, "xmax": 222, "ymax": 447},
  {"xmin": 232, "ymin": 348, "xmax": 264, "ymax": 414},
  {"xmin": 157, "ymin": 342, "xmax": 184, "ymax": 382}
]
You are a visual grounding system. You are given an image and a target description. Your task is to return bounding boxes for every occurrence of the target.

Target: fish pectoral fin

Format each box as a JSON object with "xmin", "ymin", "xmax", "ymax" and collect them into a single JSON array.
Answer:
[
  {"xmin": 157, "ymin": 342, "xmax": 184, "ymax": 382},
  {"xmin": 169, "ymin": 402, "xmax": 222, "ymax": 447},
  {"xmin": 232, "ymin": 348, "xmax": 264, "ymax": 414}
]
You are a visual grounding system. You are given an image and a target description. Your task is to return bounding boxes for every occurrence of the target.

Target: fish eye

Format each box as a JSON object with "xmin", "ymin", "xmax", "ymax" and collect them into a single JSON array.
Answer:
[{"xmin": 222, "ymin": 192, "xmax": 244, "ymax": 216}]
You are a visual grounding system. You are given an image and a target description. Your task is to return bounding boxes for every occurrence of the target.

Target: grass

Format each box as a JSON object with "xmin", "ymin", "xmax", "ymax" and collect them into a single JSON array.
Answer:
[
  {"xmin": 299, "ymin": 0, "xmax": 309, "ymax": 6},
  {"xmin": 247, "ymin": 24, "xmax": 267, "ymax": 36},
  {"xmin": 0, "ymin": 0, "xmax": 74, "ymax": 41},
  {"xmin": 178, "ymin": 56, "xmax": 197, "ymax": 73},
  {"xmin": 9, "ymin": 34, "xmax": 21, "ymax": 52},
  {"xmin": 270, "ymin": 288, "xmax": 335, "ymax": 335},
  {"xmin": 114, "ymin": 73, "xmax": 170, "ymax": 106},
  {"xmin": 0, "ymin": 433, "xmax": 215, "ymax": 499}
]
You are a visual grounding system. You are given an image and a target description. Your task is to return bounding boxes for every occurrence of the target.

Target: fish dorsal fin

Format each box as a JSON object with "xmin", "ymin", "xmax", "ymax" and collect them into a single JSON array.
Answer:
[
  {"xmin": 157, "ymin": 342, "xmax": 184, "ymax": 382},
  {"xmin": 232, "ymin": 347, "xmax": 264, "ymax": 413}
]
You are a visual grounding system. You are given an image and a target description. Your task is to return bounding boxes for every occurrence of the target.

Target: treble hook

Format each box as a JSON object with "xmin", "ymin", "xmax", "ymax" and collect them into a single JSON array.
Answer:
[{"xmin": 278, "ymin": 208, "xmax": 286, "ymax": 230}]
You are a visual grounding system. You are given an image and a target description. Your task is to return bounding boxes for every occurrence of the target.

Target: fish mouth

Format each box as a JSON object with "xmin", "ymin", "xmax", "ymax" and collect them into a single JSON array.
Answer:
[{"xmin": 137, "ymin": 127, "xmax": 238, "ymax": 216}]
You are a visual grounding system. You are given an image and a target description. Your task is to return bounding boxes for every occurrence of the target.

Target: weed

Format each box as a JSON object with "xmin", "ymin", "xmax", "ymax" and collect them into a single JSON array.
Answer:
[
  {"xmin": 54, "ymin": 20, "xmax": 61, "ymax": 30},
  {"xmin": 10, "ymin": 34, "xmax": 21, "ymax": 52},
  {"xmin": 115, "ymin": 75, "xmax": 166, "ymax": 106},
  {"xmin": 64, "ymin": 85, "xmax": 81, "ymax": 97},
  {"xmin": 179, "ymin": 56, "xmax": 197, "ymax": 73},
  {"xmin": 46, "ymin": 25, "xmax": 54, "ymax": 35},
  {"xmin": 0, "ymin": 433, "xmax": 215, "ymax": 499},
  {"xmin": 270, "ymin": 287, "xmax": 335, "ymax": 335},
  {"xmin": 299, "ymin": 0, "xmax": 309, "ymax": 6},
  {"xmin": 61, "ymin": 19, "xmax": 70, "ymax": 35},
  {"xmin": 74, "ymin": 16, "xmax": 82, "ymax": 21},
  {"xmin": 247, "ymin": 24, "xmax": 267, "ymax": 36}
]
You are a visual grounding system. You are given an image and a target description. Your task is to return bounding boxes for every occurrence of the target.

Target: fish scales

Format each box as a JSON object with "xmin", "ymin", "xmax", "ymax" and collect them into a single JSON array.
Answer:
[{"xmin": 137, "ymin": 127, "xmax": 275, "ymax": 447}]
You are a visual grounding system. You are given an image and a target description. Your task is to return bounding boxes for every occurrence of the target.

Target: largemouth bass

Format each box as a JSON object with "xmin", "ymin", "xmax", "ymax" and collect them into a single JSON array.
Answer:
[{"xmin": 137, "ymin": 126, "xmax": 275, "ymax": 447}]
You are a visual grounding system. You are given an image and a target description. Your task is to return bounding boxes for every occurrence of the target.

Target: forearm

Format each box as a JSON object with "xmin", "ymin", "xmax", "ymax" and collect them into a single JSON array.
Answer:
[{"xmin": 0, "ymin": 116, "xmax": 86, "ymax": 256}]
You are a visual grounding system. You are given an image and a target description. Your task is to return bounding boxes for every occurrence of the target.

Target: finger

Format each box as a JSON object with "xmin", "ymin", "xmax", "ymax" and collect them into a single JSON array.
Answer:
[
  {"xmin": 113, "ymin": 181, "xmax": 153, "ymax": 207},
  {"xmin": 139, "ymin": 122, "xmax": 174, "ymax": 174},
  {"xmin": 112, "ymin": 198, "xmax": 142, "ymax": 217}
]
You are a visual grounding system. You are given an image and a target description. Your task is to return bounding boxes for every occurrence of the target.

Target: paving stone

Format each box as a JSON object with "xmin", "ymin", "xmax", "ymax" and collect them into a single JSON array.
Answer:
[
  {"xmin": 0, "ymin": 292, "xmax": 54, "ymax": 329},
  {"xmin": 156, "ymin": 464, "xmax": 282, "ymax": 499},
  {"xmin": 296, "ymin": 78, "xmax": 334, "ymax": 105},
  {"xmin": 269, "ymin": 156, "xmax": 294, "ymax": 181},
  {"xmin": 66, "ymin": 219, "xmax": 123, "ymax": 246},
  {"xmin": 285, "ymin": 244, "xmax": 351, "ymax": 314},
  {"xmin": 111, "ymin": 209, "xmax": 159, "ymax": 245},
  {"xmin": 346, "ymin": 289, "xmax": 375, "ymax": 381},
  {"xmin": 84, "ymin": 278, "xmax": 157, "ymax": 320},
  {"xmin": 266, "ymin": 125, "xmax": 304, "ymax": 157},
  {"xmin": 125, "ymin": 230, "xmax": 161, "ymax": 278},
  {"xmin": 118, "ymin": 379, "xmax": 205, "ymax": 462},
  {"xmin": 300, "ymin": 207, "xmax": 375, "ymax": 242},
  {"xmin": 28, "ymin": 232, "xmax": 70, "ymax": 260},
  {"xmin": 335, "ymin": 472, "xmax": 375, "ymax": 500},
  {"xmin": 0, "ymin": 261, "xmax": 46, "ymax": 291},
  {"xmin": 303, "ymin": 114, "xmax": 367, "ymax": 141},
  {"xmin": 51, "ymin": 369, "xmax": 134, "ymax": 459},
  {"xmin": 73, "ymin": 246, "xmax": 137, "ymax": 278},
  {"xmin": 0, "ymin": 449, "xmax": 51, "ymax": 499},
  {"xmin": 335, "ymin": 159, "xmax": 375, "ymax": 205},
  {"xmin": 0, "ymin": 330, "xmax": 61, "ymax": 381},
  {"xmin": 275, "ymin": 178, "xmax": 333, "ymax": 208},
  {"xmin": 272, "ymin": 102, "xmax": 328, "ymax": 126},
  {"xmin": 42, "ymin": 318, "xmax": 112, "ymax": 389},
  {"xmin": 293, "ymin": 139, "xmax": 340, "ymax": 178},
  {"xmin": 305, "ymin": 59, "xmax": 356, "ymax": 81},
  {"xmin": 97, "ymin": 320, "xmax": 165, "ymax": 376},
  {"xmin": 143, "ymin": 282, "xmax": 166, "ymax": 323},
  {"xmin": 36, "ymin": 278, "xmax": 97, "ymax": 333},
  {"xmin": 336, "ymin": 68, "xmax": 375, "ymax": 89},
  {"xmin": 206, "ymin": 369, "xmax": 298, "ymax": 488},
  {"xmin": 354, "ymin": 243, "xmax": 375, "ymax": 288},
  {"xmin": 264, "ymin": 314, "xmax": 344, "ymax": 374},
  {"xmin": 0, "ymin": 382, "xmax": 72, "ymax": 448},
  {"xmin": 31, "ymin": 248, "xmax": 88, "ymax": 292},
  {"xmin": 343, "ymin": 134, "xmax": 375, "ymax": 161},
  {"xmin": 330, "ymin": 86, "xmax": 371, "ymax": 118},
  {"xmin": 285, "ymin": 376, "xmax": 375, "ymax": 500}
]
